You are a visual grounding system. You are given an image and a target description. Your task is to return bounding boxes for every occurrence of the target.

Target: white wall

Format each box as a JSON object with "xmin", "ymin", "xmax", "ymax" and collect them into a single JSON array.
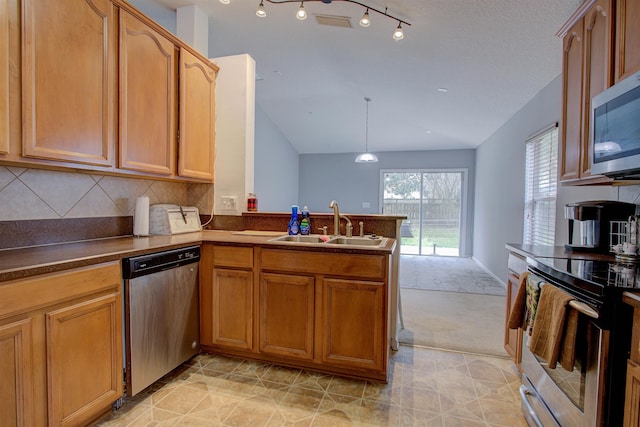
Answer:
[
  {"xmin": 254, "ymin": 106, "xmax": 299, "ymax": 212},
  {"xmin": 211, "ymin": 54, "xmax": 256, "ymax": 215}
]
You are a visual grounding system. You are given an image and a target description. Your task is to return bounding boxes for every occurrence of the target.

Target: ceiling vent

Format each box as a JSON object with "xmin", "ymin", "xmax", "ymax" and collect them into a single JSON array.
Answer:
[{"xmin": 314, "ymin": 14, "xmax": 352, "ymax": 28}]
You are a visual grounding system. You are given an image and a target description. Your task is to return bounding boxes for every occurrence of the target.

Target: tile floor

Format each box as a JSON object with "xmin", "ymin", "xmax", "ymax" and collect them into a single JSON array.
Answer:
[{"xmin": 96, "ymin": 345, "xmax": 527, "ymax": 427}]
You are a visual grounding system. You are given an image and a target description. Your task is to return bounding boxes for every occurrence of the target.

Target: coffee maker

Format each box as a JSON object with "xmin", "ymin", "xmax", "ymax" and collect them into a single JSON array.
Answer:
[{"xmin": 564, "ymin": 200, "xmax": 636, "ymax": 252}]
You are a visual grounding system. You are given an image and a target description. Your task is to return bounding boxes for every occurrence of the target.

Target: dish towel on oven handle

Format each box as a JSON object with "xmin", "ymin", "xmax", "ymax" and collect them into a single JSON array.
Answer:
[
  {"xmin": 529, "ymin": 283, "xmax": 579, "ymax": 371},
  {"xmin": 507, "ymin": 272, "xmax": 542, "ymax": 335}
]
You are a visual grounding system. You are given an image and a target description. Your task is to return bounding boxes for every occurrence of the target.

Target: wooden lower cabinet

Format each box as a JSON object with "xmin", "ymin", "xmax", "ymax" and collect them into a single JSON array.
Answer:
[
  {"xmin": 505, "ymin": 251, "xmax": 527, "ymax": 369},
  {"xmin": 322, "ymin": 278, "xmax": 385, "ymax": 371},
  {"xmin": 206, "ymin": 268, "xmax": 253, "ymax": 350},
  {"xmin": 259, "ymin": 273, "xmax": 314, "ymax": 360},
  {"xmin": 46, "ymin": 293, "xmax": 122, "ymax": 427},
  {"xmin": 200, "ymin": 244, "xmax": 254, "ymax": 351},
  {"xmin": 200, "ymin": 244, "xmax": 391, "ymax": 381},
  {"xmin": 0, "ymin": 317, "xmax": 38, "ymax": 427},
  {"xmin": 625, "ymin": 359, "xmax": 640, "ymax": 427},
  {"xmin": 504, "ymin": 272, "xmax": 523, "ymax": 366},
  {"xmin": 0, "ymin": 261, "xmax": 123, "ymax": 427}
]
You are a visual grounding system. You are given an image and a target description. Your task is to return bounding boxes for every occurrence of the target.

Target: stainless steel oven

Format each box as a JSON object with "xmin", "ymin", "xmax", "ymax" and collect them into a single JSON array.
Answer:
[{"xmin": 521, "ymin": 257, "xmax": 635, "ymax": 427}]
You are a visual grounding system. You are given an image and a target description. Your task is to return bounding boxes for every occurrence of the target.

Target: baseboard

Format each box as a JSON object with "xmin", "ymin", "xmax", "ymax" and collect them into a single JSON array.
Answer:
[{"xmin": 471, "ymin": 256, "xmax": 507, "ymax": 288}]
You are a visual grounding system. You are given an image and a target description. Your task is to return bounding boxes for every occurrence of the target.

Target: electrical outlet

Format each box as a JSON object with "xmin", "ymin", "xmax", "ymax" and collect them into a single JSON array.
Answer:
[
  {"xmin": 362, "ymin": 202, "xmax": 371, "ymax": 209},
  {"xmin": 221, "ymin": 196, "xmax": 237, "ymax": 210}
]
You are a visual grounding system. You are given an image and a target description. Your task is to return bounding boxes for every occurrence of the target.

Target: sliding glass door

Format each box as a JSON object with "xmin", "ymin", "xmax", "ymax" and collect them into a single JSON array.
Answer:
[{"xmin": 381, "ymin": 170, "xmax": 466, "ymax": 256}]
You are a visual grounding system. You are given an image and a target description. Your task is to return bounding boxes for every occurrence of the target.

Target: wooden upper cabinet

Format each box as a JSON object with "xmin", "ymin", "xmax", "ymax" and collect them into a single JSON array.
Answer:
[
  {"xmin": 179, "ymin": 48, "xmax": 216, "ymax": 181},
  {"xmin": 580, "ymin": 0, "xmax": 614, "ymax": 181},
  {"xmin": 0, "ymin": 0, "xmax": 8, "ymax": 155},
  {"xmin": 119, "ymin": 10, "xmax": 177, "ymax": 176},
  {"xmin": 616, "ymin": 0, "xmax": 640, "ymax": 81},
  {"xmin": 559, "ymin": 0, "xmax": 614, "ymax": 185},
  {"xmin": 21, "ymin": 0, "xmax": 116, "ymax": 167},
  {"xmin": 560, "ymin": 19, "xmax": 584, "ymax": 182}
]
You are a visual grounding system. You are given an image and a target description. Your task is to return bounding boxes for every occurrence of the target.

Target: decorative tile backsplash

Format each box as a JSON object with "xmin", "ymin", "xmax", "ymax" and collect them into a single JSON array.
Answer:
[{"xmin": 0, "ymin": 166, "xmax": 213, "ymax": 221}]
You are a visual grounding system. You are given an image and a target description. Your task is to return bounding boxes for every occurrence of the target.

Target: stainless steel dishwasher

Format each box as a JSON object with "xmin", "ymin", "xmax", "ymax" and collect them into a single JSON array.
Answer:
[{"xmin": 122, "ymin": 245, "xmax": 200, "ymax": 396}]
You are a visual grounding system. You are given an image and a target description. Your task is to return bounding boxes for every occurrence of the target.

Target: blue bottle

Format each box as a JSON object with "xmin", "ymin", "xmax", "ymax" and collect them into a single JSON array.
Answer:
[
  {"xmin": 288, "ymin": 205, "xmax": 300, "ymax": 235},
  {"xmin": 300, "ymin": 206, "xmax": 311, "ymax": 235}
]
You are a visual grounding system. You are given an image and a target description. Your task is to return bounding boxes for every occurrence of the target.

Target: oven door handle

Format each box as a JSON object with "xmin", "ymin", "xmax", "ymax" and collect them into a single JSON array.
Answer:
[
  {"xmin": 519, "ymin": 384, "xmax": 545, "ymax": 427},
  {"xmin": 569, "ymin": 300, "xmax": 599, "ymax": 319}
]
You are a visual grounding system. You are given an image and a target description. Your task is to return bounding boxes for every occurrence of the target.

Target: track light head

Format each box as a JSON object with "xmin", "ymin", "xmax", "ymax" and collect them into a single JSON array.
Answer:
[
  {"xmin": 359, "ymin": 9, "xmax": 371, "ymax": 27},
  {"xmin": 296, "ymin": 2, "xmax": 307, "ymax": 20},
  {"xmin": 393, "ymin": 22, "xmax": 404, "ymax": 41},
  {"xmin": 256, "ymin": 0, "xmax": 267, "ymax": 17}
]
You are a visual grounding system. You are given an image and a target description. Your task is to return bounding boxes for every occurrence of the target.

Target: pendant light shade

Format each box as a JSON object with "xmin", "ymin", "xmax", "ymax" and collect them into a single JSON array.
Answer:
[{"xmin": 355, "ymin": 97, "xmax": 378, "ymax": 163}]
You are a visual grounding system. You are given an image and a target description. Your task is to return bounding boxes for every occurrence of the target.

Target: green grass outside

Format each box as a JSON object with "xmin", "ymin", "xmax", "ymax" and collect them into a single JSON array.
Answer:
[{"xmin": 401, "ymin": 227, "xmax": 459, "ymax": 249}]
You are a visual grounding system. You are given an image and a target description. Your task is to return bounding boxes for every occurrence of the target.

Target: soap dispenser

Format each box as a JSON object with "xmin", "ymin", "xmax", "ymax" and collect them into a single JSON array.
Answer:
[
  {"xmin": 300, "ymin": 206, "xmax": 311, "ymax": 235},
  {"xmin": 288, "ymin": 205, "xmax": 300, "ymax": 235}
]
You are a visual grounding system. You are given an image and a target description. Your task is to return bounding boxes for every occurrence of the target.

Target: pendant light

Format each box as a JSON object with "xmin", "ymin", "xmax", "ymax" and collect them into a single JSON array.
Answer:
[{"xmin": 355, "ymin": 97, "xmax": 378, "ymax": 163}]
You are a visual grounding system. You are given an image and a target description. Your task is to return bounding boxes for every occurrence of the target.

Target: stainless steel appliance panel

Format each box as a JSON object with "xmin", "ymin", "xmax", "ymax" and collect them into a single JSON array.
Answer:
[
  {"xmin": 126, "ymin": 262, "xmax": 199, "ymax": 396},
  {"xmin": 520, "ymin": 307, "xmax": 607, "ymax": 426}
]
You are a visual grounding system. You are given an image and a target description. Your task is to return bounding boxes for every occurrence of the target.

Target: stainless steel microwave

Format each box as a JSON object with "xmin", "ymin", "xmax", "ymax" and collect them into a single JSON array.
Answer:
[{"xmin": 591, "ymin": 70, "xmax": 640, "ymax": 179}]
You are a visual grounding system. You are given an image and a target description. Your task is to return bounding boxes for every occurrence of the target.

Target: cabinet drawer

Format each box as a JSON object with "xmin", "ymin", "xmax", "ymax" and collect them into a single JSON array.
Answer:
[
  {"xmin": 260, "ymin": 249, "xmax": 385, "ymax": 280},
  {"xmin": 508, "ymin": 252, "xmax": 527, "ymax": 276},
  {"xmin": 212, "ymin": 246, "xmax": 253, "ymax": 269},
  {"xmin": 0, "ymin": 262, "xmax": 121, "ymax": 320}
]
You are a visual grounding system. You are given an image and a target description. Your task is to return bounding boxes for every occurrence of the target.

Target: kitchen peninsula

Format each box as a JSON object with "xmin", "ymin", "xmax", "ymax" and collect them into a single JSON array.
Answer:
[{"xmin": 0, "ymin": 213, "xmax": 402, "ymax": 426}]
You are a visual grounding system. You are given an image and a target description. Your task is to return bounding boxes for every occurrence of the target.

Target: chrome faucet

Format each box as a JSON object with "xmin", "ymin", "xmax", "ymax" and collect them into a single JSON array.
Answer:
[
  {"xmin": 329, "ymin": 200, "xmax": 340, "ymax": 235},
  {"xmin": 328, "ymin": 200, "xmax": 352, "ymax": 236}
]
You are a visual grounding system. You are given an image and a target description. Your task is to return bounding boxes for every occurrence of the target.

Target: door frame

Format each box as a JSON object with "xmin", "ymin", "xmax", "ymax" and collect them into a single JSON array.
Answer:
[{"xmin": 379, "ymin": 168, "xmax": 468, "ymax": 256}]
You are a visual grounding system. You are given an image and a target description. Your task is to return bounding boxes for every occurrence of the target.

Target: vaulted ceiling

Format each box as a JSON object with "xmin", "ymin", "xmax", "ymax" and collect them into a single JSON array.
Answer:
[{"xmin": 139, "ymin": 0, "xmax": 583, "ymax": 154}]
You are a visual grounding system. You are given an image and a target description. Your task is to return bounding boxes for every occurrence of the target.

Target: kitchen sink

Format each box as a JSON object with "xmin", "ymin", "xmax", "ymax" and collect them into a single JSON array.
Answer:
[
  {"xmin": 268, "ymin": 235, "xmax": 327, "ymax": 243},
  {"xmin": 326, "ymin": 236, "xmax": 386, "ymax": 246}
]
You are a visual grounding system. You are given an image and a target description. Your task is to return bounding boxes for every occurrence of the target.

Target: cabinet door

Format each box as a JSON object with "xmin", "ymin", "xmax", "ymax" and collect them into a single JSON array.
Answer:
[
  {"xmin": 21, "ymin": 0, "xmax": 116, "ymax": 167},
  {"xmin": 625, "ymin": 359, "xmax": 640, "ymax": 427},
  {"xmin": 0, "ymin": 318, "xmax": 37, "ymax": 427},
  {"xmin": 560, "ymin": 19, "xmax": 584, "ymax": 182},
  {"xmin": 206, "ymin": 268, "xmax": 254, "ymax": 350},
  {"xmin": 0, "ymin": 0, "xmax": 8, "ymax": 155},
  {"xmin": 119, "ymin": 10, "xmax": 176, "ymax": 175},
  {"xmin": 179, "ymin": 48, "xmax": 215, "ymax": 181},
  {"xmin": 504, "ymin": 272, "xmax": 523, "ymax": 367},
  {"xmin": 581, "ymin": 0, "xmax": 613, "ymax": 180},
  {"xmin": 322, "ymin": 278, "xmax": 385, "ymax": 371},
  {"xmin": 46, "ymin": 292, "xmax": 123, "ymax": 427},
  {"xmin": 259, "ymin": 273, "xmax": 315, "ymax": 360},
  {"xmin": 616, "ymin": 0, "xmax": 640, "ymax": 81}
]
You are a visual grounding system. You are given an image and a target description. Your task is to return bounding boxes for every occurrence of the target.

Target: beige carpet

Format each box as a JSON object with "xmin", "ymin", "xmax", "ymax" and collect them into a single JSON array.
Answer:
[{"xmin": 398, "ymin": 288, "xmax": 508, "ymax": 357}]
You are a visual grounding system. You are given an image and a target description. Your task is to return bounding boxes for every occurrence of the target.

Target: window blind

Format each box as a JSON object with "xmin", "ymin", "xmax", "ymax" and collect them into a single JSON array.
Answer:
[{"xmin": 523, "ymin": 124, "xmax": 558, "ymax": 246}]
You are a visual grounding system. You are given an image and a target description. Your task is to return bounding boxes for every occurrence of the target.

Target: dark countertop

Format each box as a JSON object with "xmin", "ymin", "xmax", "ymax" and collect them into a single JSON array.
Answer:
[
  {"xmin": 0, "ymin": 230, "xmax": 396, "ymax": 283},
  {"xmin": 506, "ymin": 243, "xmax": 616, "ymax": 262}
]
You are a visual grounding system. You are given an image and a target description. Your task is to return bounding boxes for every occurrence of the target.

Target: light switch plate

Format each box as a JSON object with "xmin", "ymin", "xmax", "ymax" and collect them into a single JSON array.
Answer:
[{"xmin": 362, "ymin": 202, "xmax": 371, "ymax": 208}]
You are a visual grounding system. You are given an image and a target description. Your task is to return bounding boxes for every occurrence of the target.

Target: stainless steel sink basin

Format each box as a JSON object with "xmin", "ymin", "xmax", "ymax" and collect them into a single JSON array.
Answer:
[
  {"xmin": 326, "ymin": 236, "xmax": 385, "ymax": 246},
  {"xmin": 268, "ymin": 235, "xmax": 327, "ymax": 244}
]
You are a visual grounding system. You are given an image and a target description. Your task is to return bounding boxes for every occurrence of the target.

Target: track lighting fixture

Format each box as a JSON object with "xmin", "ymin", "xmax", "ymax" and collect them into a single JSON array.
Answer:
[
  {"xmin": 252, "ymin": 0, "xmax": 410, "ymax": 40},
  {"xmin": 296, "ymin": 2, "xmax": 308, "ymax": 20}
]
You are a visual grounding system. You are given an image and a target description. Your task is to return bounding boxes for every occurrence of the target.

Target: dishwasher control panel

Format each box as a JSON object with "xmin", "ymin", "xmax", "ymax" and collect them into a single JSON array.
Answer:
[{"xmin": 122, "ymin": 246, "xmax": 200, "ymax": 279}]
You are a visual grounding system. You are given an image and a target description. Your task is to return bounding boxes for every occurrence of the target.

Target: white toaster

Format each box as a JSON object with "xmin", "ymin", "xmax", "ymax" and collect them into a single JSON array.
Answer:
[{"xmin": 149, "ymin": 204, "xmax": 202, "ymax": 235}]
